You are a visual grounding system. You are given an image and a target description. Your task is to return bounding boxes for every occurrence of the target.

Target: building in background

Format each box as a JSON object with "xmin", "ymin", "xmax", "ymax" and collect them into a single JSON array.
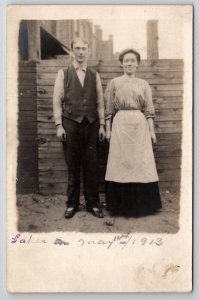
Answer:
[{"xmin": 19, "ymin": 20, "xmax": 115, "ymax": 61}]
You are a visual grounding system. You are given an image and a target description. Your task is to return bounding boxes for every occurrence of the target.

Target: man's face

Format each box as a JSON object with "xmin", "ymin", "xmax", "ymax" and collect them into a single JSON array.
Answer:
[{"xmin": 72, "ymin": 40, "xmax": 89, "ymax": 64}]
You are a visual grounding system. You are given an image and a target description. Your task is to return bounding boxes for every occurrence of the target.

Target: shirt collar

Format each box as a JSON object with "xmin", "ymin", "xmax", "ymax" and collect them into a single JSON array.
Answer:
[{"xmin": 73, "ymin": 61, "xmax": 87, "ymax": 72}]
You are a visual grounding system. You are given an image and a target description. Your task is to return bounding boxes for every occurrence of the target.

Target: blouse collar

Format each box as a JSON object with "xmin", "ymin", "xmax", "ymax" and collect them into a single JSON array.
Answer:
[{"xmin": 123, "ymin": 73, "xmax": 136, "ymax": 79}]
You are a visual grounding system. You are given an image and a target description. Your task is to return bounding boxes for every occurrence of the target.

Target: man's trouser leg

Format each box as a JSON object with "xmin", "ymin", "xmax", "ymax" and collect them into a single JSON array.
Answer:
[
  {"xmin": 62, "ymin": 118, "xmax": 81, "ymax": 210},
  {"xmin": 82, "ymin": 119, "xmax": 100, "ymax": 210}
]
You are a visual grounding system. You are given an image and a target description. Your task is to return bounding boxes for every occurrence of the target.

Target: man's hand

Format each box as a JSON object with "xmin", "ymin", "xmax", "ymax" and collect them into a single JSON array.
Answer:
[
  {"xmin": 99, "ymin": 125, "xmax": 105, "ymax": 142},
  {"xmin": 56, "ymin": 124, "xmax": 66, "ymax": 141},
  {"xmin": 150, "ymin": 131, "xmax": 157, "ymax": 144}
]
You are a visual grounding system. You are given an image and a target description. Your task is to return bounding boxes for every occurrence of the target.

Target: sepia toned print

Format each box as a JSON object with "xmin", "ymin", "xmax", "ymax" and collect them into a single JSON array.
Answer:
[
  {"xmin": 17, "ymin": 18, "xmax": 181, "ymax": 233},
  {"xmin": 7, "ymin": 5, "xmax": 192, "ymax": 292}
]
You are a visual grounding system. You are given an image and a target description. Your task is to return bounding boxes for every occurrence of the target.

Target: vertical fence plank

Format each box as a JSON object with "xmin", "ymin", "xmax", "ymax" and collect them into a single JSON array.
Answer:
[{"xmin": 17, "ymin": 61, "xmax": 39, "ymax": 193}]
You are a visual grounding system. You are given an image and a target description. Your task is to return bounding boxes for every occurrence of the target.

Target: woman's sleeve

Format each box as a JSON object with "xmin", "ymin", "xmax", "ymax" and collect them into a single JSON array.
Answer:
[
  {"xmin": 104, "ymin": 79, "xmax": 115, "ymax": 120},
  {"xmin": 144, "ymin": 81, "xmax": 155, "ymax": 119}
]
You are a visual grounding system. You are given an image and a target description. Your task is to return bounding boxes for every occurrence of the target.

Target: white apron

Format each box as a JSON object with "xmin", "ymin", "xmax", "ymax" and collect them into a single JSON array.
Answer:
[{"xmin": 105, "ymin": 110, "xmax": 159, "ymax": 183}]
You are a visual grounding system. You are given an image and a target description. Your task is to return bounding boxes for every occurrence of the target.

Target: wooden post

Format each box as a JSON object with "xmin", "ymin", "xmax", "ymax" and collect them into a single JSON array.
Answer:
[
  {"xmin": 27, "ymin": 20, "xmax": 41, "ymax": 60},
  {"xmin": 147, "ymin": 20, "xmax": 159, "ymax": 59}
]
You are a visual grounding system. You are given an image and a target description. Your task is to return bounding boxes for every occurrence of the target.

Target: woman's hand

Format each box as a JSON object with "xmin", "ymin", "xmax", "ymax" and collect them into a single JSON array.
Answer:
[
  {"xmin": 147, "ymin": 118, "xmax": 156, "ymax": 144},
  {"xmin": 150, "ymin": 131, "xmax": 157, "ymax": 143},
  {"xmin": 105, "ymin": 118, "xmax": 111, "ymax": 142},
  {"xmin": 99, "ymin": 125, "xmax": 106, "ymax": 142},
  {"xmin": 56, "ymin": 124, "xmax": 66, "ymax": 141},
  {"xmin": 106, "ymin": 130, "xmax": 111, "ymax": 142}
]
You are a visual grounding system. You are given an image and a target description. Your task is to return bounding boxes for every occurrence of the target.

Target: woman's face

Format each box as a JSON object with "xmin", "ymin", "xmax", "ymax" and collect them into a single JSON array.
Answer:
[{"xmin": 122, "ymin": 52, "xmax": 138, "ymax": 75}]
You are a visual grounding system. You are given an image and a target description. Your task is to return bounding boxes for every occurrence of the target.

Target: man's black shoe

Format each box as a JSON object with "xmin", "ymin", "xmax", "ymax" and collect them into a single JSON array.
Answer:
[{"xmin": 64, "ymin": 208, "xmax": 77, "ymax": 219}]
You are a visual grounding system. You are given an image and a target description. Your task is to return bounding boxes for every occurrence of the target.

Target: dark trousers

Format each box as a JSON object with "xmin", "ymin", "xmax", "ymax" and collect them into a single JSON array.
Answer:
[{"xmin": 62, "ymin": 117, "xmax": 100, "ymax": 210}]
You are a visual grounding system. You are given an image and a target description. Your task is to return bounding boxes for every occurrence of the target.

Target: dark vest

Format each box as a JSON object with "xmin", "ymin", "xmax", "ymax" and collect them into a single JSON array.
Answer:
[{"xmin": 62, "ymin": 65, "xmax": 98, "ymax": 123}]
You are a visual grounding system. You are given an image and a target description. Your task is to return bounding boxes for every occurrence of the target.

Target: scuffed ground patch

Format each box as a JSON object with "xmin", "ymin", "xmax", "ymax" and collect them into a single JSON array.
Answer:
[{"xmin": 17, "ymin": 190, "xmax": 180, "ymax": 233}]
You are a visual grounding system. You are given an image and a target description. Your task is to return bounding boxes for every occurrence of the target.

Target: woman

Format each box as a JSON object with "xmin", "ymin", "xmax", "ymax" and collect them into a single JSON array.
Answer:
[{"xmin": 105, "ymin": 48, "xmax": 162, "ymax": 217}]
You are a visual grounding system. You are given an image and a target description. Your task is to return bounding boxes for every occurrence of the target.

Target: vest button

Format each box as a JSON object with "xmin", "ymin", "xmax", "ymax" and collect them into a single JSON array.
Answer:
[{"xmin": 83, "ymin": 99, "xmax": 87, "ymax": 104}]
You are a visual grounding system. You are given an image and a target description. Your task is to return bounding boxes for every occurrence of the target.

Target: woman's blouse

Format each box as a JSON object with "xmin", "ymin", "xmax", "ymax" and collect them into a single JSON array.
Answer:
[{"xmin": 105, "ymin": 75, "xmax": 155, "ymax": 120}]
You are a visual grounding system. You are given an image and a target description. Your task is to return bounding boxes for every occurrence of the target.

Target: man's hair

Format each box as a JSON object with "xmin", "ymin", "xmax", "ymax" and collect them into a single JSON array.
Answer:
[{"xmin": 71, "ymin": 37, "xmax": 89, "ymax": 49}]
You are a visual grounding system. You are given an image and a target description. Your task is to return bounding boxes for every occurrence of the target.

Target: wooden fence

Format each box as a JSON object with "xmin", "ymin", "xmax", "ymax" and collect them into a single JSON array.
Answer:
[
  {"xmin": 17, "ymin": 62, "xmax": 39, "ymax": 193},
  {"xmin": 17, "ymin": 58, "xmax": 183, "ymax": 194}
]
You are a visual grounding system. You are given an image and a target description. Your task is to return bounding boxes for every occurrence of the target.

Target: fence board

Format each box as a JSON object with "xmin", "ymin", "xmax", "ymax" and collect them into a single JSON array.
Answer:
[
  {"xmin": 36, "ymin": 65, "xmax": 184, "ymax": 73},
  {"xmin": 37, "ymin": 137, "xmax": 182, "ymax": 149},
  {"xmin": 37, "ymin": 111, "xmax": 182, "ymax": 123},
  {"xmin": 38, "ymin": 156, "xmax": 182, "ymax": 166},
  {"xmin": 37, "ymin": 120, "xmax": 182, "ymax": 129},
  {"xmin": 36, "ymin": 133, "xmax": 181, "ymax": 144},
  {"xmin": 37, "ymin": 98, "xmax": 183, "ymax": 109},
  {"xmin": 38, "ymin": 149, "xmax": 182, "ymax": 159},
  {"xmin": 38, "ymin": 163, "xmax": 180, "ymax": 172},
  {"xmin": 37, "ymin": 71, "xmax": 183, "ymax": 81},
  {"xmin": 37, "ymin": 126, "xmax": 182, "ymax": 136},
  {"xmin": 17, "ymin": 61, "xmax": 39, "ymax": 194},
  {"xmin": 36, "ymin": 58, "xmax": 183, "ymax": 67},
  {"xmin": 37, "ymin": 77, "xmax": 183, "ymax": 86}
]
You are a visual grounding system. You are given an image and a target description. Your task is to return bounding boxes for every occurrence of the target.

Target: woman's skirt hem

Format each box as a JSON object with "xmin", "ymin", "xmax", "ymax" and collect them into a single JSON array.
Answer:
[{"xmin": 106, "ymin": 181, "xmax": 162, "ymax": 218}]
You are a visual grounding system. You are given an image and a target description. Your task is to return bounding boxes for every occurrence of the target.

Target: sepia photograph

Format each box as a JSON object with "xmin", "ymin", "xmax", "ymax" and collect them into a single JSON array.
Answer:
[
  {"xmin": 7, "ymin": 5, "xmax": 192, "ymax": 292},
  {"xmin": 17, "ymin": 17, "xmax": 183, "ymax": 233}
]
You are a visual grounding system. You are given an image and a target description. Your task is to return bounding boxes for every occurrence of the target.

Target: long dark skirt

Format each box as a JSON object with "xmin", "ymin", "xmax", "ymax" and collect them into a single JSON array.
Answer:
[{"xmin": 106, "ymin": 181, "xmax": 162, "ymax": 217}]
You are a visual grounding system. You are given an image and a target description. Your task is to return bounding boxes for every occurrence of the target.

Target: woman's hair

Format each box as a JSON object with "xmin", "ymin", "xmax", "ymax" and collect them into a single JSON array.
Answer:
[{"xmin": 119, "ymin": 48, "xmax": 141, "ymax": 64}]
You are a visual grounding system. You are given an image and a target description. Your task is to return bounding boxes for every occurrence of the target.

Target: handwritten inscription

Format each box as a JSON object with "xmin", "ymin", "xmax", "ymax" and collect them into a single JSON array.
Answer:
[
  {"xmin": 54, "ymin": 238, "xmax": 69, "ymax": 246},
  {"xmin": 78, "ymin": 233, "xmax": 163, "ymax": 249},
  {"xmin": 11, "ymin": 233, "xmax": 48, "ymax": 244},
  {"xmin": 10, "ymin": 233, "xmax": 163, "ymax": 249},
  {"xmin": 11, "ymin": 233, "xmax": 69, "ymax": 246}
]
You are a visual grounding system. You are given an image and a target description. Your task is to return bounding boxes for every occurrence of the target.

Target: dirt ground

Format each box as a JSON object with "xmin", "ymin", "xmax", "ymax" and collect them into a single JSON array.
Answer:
[{"xmin": 16, "ymin": 190, "xmax": 180, "ymax": 233}]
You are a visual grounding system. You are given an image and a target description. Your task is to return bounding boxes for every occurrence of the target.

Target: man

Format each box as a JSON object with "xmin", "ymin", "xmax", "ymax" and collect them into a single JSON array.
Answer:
[{"xmin": 53, "ymin": 37, "xmax": 106, "ymax": 218}]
